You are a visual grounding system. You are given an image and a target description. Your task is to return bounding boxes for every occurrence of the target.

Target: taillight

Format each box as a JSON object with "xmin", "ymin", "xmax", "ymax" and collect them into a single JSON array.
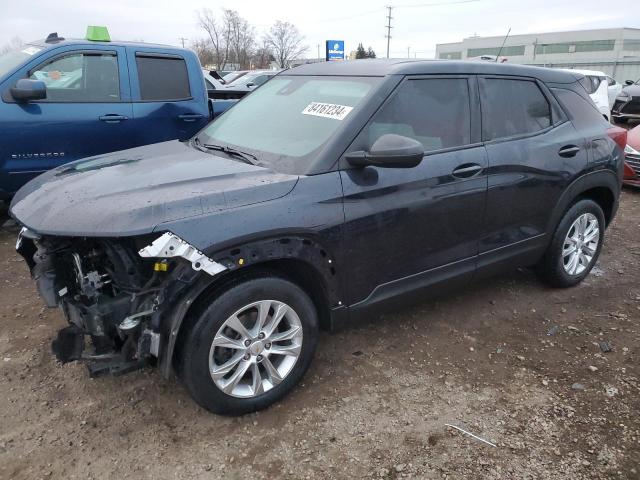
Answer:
[{"xmin": 607, "ymin": 126, "xmax": 627, "ymax": 151}]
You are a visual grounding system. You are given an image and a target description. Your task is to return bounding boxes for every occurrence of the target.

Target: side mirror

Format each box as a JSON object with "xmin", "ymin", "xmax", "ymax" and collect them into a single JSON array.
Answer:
[
  {"xmin": 345, "ymin": 134, "xmax": 424, "ymax": 168},
  {"xmin": 625, "ymin": 80, "xmax": 634, "ymax": 86},
  {"xmin": 10, "ymin": 79, "xmax": 47, "ymax": 102},
  {"xmin": 246, "ymin": 82, "xmax": 255, "ymax": 88}
]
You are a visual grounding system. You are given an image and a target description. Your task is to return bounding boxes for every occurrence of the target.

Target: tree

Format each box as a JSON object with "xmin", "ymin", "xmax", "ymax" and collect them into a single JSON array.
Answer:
[
  {"xmin": 251, "ymin": 39, "xmax": 274, "ymax": 69},
  {"xmin": 366, "ymin": 47, "xmax": 376, "ymax": 59},
  {"xmin": 224, "ymin": 9, "xmax": 255, "ymax": 70},
  {"xmin": 0, "ymin": 37, "xmax": 23, "ymax": 54},
  {"xmin": 355, "ymin": 43, "xmax": 367, "ymax": 59},
  {"xmin": 191, "ymin": 38, "xmax": 215, "ymax": 68},
  {"xmin": 264, "ymin": 21, "xmax": 308, "ymax": 69},
  {"xmin": 196, "ymin": 8, "xmax": 231, "ymax": 70}
]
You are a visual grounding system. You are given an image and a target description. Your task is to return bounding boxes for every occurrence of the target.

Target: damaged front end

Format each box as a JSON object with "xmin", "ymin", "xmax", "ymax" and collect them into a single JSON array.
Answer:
[{"xmin": 16, "ymin": 229, "xmax": 226, "ymax": 377}]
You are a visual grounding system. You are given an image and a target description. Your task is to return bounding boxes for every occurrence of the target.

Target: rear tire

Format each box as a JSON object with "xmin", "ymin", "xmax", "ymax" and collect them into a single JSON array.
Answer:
[
  {"xmin": 178, "ymin": 275, "xmax": 319, "ymax": 415},
  {"xmin": 537, "ymin": 199, "xmax": 605, "ymax": 288}
]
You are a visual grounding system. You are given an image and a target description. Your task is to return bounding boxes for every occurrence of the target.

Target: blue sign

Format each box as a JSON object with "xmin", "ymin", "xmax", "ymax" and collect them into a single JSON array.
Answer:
[{"xmin": 326, "ymin": 40, "xmax": 345, "ymax": 61}]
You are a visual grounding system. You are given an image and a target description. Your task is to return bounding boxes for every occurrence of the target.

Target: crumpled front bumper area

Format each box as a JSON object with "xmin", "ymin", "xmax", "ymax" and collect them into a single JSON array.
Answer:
[{"xmin": 15, "ymin": 228, "xmax": 224, "ymax": 377}]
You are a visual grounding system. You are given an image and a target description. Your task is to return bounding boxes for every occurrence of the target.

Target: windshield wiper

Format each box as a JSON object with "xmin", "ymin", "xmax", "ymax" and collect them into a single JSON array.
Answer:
[{"xmin": 195, "ymin": 138, "xmax": 259, "ymax": 166}]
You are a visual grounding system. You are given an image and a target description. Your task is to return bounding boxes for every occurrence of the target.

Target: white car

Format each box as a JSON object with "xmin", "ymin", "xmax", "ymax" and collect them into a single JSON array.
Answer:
[
  {"xmin": 560, "ymin": 69, "xmax": 612, "ymax": 121},
  {"xmin": 605, "ymin": 75, "xmax": 623, "ymax": 108},
  {"xmin": 203, "ymin": 70, "xmax": 225, "ymax": 92}
]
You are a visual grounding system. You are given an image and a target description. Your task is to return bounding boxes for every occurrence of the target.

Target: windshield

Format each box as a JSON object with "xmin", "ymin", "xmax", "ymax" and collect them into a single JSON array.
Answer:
[
  {"xmin": 0, "ymin": 45, "xmax": 41, "ymax": 79},
  {"xmin": 227, "ymin": 72, "xmax": 270, "ymax": 87},
  {"xmin": 197, "ymin": 75, "xmax": 380, "ymax": 173}
]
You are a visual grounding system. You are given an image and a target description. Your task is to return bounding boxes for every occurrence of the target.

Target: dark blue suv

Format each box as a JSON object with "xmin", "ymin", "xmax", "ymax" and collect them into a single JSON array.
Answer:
[{"xmin": 0, "ymin": 31, "xmax": 210, "ymax": 201}]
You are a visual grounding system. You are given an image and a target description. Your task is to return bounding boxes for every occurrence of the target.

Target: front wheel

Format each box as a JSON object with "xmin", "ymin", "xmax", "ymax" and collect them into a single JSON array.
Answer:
[
  {"xmin": 537, "ymin": 199, "xmax": 605, "ymax": 288},
  {"xmin": 178, "ymin": 275, "xmax": 319, "ymax": 415}
]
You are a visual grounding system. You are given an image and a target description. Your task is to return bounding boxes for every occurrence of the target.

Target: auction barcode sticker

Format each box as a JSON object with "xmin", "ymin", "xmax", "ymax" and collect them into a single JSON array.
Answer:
[{"xmin": 302, "ymin": 102, "xmax": 353, "ymax": 120}]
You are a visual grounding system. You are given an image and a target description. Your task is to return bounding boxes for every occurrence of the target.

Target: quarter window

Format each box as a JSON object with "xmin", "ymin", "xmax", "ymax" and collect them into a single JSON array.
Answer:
[
  {"xmin": 481, "ymin": 79, "xmax": 551, "ymax": 141},
  {"xmin": 28, "ymin": 52, "xmax": 120, "ymax": 102},
  {"xmin": 136, "ymin": 55, "xmax": 191, "ymax": 101},
  {"xmin": 366, "ymin": 78, "xmax": 472, "ymax": 153}
]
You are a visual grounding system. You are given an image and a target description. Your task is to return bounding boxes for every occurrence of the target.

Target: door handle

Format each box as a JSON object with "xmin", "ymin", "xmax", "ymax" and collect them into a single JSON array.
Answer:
[
  {"xmin": 558, "ymin": 145, "xmax": 580, "ymax": 158},
  {"xmin": 178, "ymin": 113, "xmax": 204, "ymax": 122},
  {"xmin": 452, "ymin": 163, "xmax": 483, "ymax": 179},
  {"xmin": 99, "ymin": 114, "xmax": 128, "ymax": 123}
]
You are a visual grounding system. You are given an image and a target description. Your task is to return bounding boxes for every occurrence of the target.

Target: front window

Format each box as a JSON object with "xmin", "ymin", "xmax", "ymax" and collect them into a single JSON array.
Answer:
[
  {"xmin": 0, "ymin": 45, "xmax": 41, "ymax": 80},
  {"xmin": 197, "ymin": 75, "xmax": 380, "ymax": 172}
]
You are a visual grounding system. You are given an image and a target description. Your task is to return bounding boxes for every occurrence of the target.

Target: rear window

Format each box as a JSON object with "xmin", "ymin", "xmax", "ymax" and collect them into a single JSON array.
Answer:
[
  {"xmin": 136, "ymin": 55, "xmax": 191, "ymax": 101},
  {"xmin": 481, "ymin": 78, "xmax": 552, "ymax": 141},
  {"xmin": 552, "ymin": 87, "xmax": 608, "ymax": 129}
]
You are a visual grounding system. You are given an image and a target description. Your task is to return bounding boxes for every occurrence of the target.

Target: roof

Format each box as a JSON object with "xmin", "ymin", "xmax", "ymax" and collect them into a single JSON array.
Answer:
[
  {"xmin": 286, "ymin": 59, "xmax": 580, "ymax": 83},
  {"xmin": 29, "ymin": 38, "xmax": 179, "ymax": 50}
]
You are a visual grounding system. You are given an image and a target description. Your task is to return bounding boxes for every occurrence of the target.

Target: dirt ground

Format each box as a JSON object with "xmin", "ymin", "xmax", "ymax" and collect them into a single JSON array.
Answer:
[{"xmin": 0, "ymin": 189, "xmax": 639, "ymax": 480}]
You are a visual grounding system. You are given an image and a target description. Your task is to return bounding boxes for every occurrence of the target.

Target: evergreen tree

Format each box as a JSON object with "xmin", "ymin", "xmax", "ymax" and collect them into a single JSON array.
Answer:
[
  {"xmin": 355, "ymin": 43, "xmax": 367, "ymax": 59},
  {"xmin": 366, "ymin": 47, "xmax": 376, "ymax": 59}
]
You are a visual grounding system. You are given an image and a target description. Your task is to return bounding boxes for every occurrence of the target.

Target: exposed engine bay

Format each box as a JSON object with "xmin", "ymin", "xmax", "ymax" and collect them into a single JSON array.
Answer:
[{"xmin": 15, "ymin": 228, "xmax": 226, "ymax": 377}]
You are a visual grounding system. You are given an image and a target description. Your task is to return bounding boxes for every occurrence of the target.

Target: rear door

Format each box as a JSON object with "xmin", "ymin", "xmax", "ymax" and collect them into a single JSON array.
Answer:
[
  {"xmin": 0, "ymin": 46, "xmax": 132, "ymax": 194},
  {"xmin": 129, "ymin": 51, "xmax": 209, "ymax": 145},
  {"xmin": 478, "ymin": 76, "xmax": 588, "ymax": 268}
]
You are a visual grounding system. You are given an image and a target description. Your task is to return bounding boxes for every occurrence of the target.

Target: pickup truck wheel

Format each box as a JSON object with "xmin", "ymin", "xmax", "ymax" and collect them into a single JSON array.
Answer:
[
  {"xmin": 538, "ymin": 199, "xmax": 605, "ymax": 288},
  {"xmin": 178, "ymin": 275, "xmax": 318, "ymax": 415}
]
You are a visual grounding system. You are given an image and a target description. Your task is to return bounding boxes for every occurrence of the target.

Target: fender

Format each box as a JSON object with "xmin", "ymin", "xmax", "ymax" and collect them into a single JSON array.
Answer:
[
  {"xmin": 158, "ymin": 233, "xmax": 343, "ymax": 377},
  {"xmin": 546, "ymin": 169, "xmax": 620, "ymax": 236}
]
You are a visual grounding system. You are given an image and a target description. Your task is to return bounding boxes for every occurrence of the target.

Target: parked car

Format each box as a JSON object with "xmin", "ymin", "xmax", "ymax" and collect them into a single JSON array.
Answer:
[
  {"xmin": 0, "ymin": 28, "xmax": 234, "ymax": 203},
  {"xmin": 203, "ymin": 69, "xmax": 225, "ymax": 91},
  {"xmin": 203, "ymin": 69, "xmax": 247, "ymax": 101},
  {"xmin": 11, "ymin": 60, "xmax": 625, "ymax": 415},
  {"xmin": 623, "ymin": 124, "xmax": 640, "ymax": 187},
  {"xmin": 222, "ymin": 70, "xmax": 249, "ymax": 84},
  {"xmin": 560, "ymin": 69, "xmax": 611, "ymax": 121},
  {"xmin": 612, "ymin": 78, "xmax": 640, "ymax": 124},
  {"xmin": 605, "ymin": 75, "xmax": 623, "ymax": 108},
  {"xmin": 223, "ymin": 70, "xmax": 279, "ymax": 91}
]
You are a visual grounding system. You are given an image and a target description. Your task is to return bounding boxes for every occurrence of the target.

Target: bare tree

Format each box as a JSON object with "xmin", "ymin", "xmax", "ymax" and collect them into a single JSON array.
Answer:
[
  {"xmin": 264, "ymin": 21, "xmax": 308, "ymax": 69},
  {"xmin": 0, "ymin": 37, "xmax": 24, "ymax": 55},
  {"xmin": 196, "ymin": 8, "xmax": 230, "ymax": 70},
  {"xmin": 252, "ymin": 39, "xmax": 274, "ymax": 70},
  {"xmin": 191, "ymin": 38, "xmax": 215, "ymax": 68},
  {"xmin": 224, "ymin": 9, "xmax": 255, "ymax": 70}
]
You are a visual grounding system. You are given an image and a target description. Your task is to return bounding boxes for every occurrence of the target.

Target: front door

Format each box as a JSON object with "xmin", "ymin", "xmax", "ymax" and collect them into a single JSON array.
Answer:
[
  {"xmin": 340, "ymin": 76, "xmax": 487, "ymax": 308},
  {"xmin": 1, "ymin": 47, "xmax": 132, "ymax": 194}
]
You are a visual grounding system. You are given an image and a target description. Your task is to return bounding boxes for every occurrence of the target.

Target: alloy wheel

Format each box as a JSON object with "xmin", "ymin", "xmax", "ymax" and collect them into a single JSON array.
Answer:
[
  {"xmin": 209, "ymin": 300, "xmax": 303, "ymax": 398},
  {"xmin": 562, "ymin": 213, "xmax": 600, "ymax": 276}
]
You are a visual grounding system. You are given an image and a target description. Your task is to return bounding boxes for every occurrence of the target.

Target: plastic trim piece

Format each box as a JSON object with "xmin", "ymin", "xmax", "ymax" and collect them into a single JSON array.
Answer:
[{"xmin": 138, "ymin": 232, "xmax": 227, "ymax": 276}]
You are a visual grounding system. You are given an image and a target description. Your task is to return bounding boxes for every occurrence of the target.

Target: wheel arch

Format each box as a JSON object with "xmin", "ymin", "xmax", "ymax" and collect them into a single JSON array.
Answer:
[
  {"xmin": 547, "ymin": 170, "xmax": 620, "ymax": 237},
  {"xmin": 159, "ymin": 235, "xmax": 342, "ymax": 377}
]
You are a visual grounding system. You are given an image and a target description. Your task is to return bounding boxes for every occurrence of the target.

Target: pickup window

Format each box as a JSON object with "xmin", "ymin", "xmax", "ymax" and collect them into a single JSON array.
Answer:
[
  {"xmin": 135, "ymin": 54, "xmax": 191, "ymax": 101},
  {"xmin": 28, "ymin": 52, "xmax": 120, "ymax": 103}
]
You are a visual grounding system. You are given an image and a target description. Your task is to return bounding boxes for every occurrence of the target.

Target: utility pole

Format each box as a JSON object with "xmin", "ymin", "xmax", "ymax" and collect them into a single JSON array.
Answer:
[
  {"xmin": 317, "ymin": 44, "xmax": 320, "ymax": 62},
  {"xmin": 407, "ymin": 46, "xmax": 410, "ymax": 58},
  {"xmin": 179, "ymin": 37, "xmax": 188, "ymax": 48},
  {"xmin": 385, "ymin": 6, "xmax": 393, "ymax": 58}
]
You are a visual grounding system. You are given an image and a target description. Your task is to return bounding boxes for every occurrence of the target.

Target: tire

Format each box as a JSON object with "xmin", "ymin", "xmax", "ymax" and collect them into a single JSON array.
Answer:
[
  {"xmin": 538, "ymin": 199, "xmax": 605, "ymax": 288},
  {"xmin": 178, "ymin": 275, "xmax": 319, "ymax": 415}
]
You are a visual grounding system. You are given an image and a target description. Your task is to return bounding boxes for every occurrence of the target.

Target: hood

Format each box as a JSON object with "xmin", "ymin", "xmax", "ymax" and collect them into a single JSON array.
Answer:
[
  {"xmin": 10, "ymin": 140, "xmax": 298, "ymax": 237},
  {"xmin": 628, "ymin": 124, "xmax": 640, "ymax": 150}
]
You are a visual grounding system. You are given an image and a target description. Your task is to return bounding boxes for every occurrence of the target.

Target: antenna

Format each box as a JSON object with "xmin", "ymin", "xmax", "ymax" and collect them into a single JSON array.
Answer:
[{"xmin": 495, "ymin": 27, "xmax": 511, "ymax": 62}]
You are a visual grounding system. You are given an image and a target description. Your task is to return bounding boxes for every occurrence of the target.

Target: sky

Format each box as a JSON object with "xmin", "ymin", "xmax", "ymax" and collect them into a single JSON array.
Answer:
[{"xmin": 1, "ymin": 0, "xmax": 638, "ymax": 59}]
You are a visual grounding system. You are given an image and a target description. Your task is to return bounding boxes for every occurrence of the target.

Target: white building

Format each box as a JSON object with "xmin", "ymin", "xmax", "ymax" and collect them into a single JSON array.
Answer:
[{"xmin": 436, "ymin": 28, "xmax": 640, "ymax": 82}]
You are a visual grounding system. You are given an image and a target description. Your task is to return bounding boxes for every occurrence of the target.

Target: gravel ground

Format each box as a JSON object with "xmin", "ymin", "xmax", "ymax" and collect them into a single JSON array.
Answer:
[{"xmin": 1, "ymin": 190, "xmax": 639, "ymax": 480}]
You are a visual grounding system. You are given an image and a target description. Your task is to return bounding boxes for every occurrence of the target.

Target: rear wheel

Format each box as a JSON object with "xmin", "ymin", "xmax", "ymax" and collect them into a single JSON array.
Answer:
[
  {"xmin": 538, "ymin": 199, "xmax": 605, "ymax": 288},
  {"xmin": 178, "ymin": 275, "xmax": 318, "ymax": 415}
]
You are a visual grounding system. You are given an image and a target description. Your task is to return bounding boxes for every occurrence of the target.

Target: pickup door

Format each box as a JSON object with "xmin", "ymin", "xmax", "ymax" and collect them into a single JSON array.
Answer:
[
  {"xmin": 0, "ymin": 45, "xmax": 133, "ymax": 194},
  {"xmin": 127, "ymin": 49, "xmax": 210, "ymax": 145}
]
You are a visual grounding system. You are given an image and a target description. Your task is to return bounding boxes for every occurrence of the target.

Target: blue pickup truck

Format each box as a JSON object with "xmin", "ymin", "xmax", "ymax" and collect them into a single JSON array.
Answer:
[{"xmin": 0, "ymin": 27, "xmax": 235, "ymax": 202}]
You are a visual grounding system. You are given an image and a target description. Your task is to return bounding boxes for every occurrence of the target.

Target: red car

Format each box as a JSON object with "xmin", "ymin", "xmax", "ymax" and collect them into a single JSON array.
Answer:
[{"xmin": 624, "ymin": 124, "xmax": 640, "ymax": 187}]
